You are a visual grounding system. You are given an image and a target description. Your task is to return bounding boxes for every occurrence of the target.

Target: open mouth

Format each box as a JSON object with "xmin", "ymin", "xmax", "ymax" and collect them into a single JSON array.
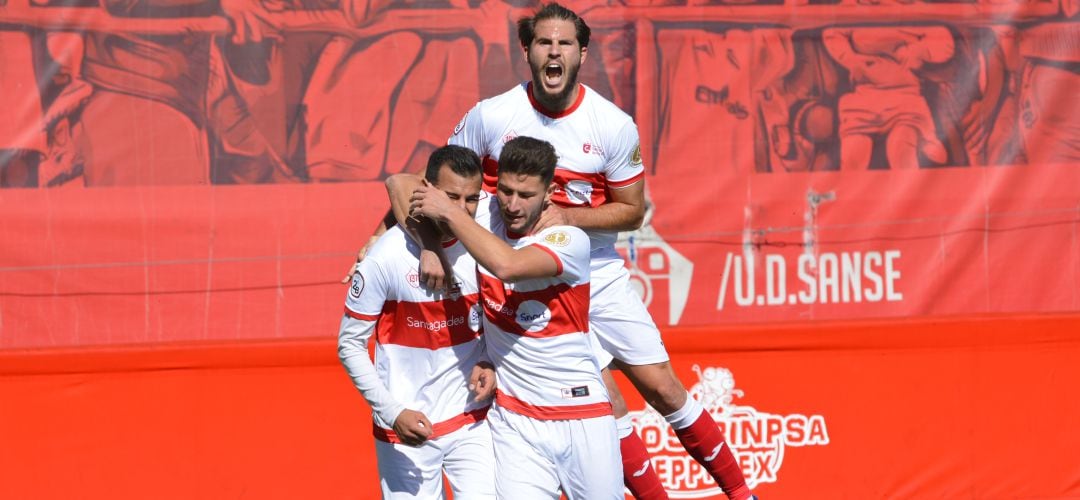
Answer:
[{"xmin": 543, "ymin": 63, "xmax": 563, "ymax": 84}]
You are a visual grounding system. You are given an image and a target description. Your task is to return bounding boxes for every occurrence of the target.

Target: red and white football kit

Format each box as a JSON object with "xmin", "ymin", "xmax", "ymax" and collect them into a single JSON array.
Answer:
[
  {"xmin": 449, "ymin": 82, "xmax": 667, "ymax": 368},
  {"xmin": 450, "ymin": 83, "xmax": 756, "ymax": 500},
  {"xmin": 475, "ymin": 196, "xmax": 621, "ymax": 500},
  {"xmin": 338, "ymin": 226, "xmax": 495, "ymax": 500}
]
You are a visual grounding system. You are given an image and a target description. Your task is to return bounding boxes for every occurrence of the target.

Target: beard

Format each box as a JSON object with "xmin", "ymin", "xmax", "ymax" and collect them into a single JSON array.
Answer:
[{"xmin": 530, "ymin": 59, "xmax": 582, "ymax": 111}]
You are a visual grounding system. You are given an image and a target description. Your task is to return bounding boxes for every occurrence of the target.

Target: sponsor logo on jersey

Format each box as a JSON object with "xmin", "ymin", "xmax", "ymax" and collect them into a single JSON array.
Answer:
[
  {"xmin": 629, "ymin": 365, "xmax": 830, "ymax": 495},
  {"xmin": 468, "ymin": 303, "xmax": 483, "ymax": 332},
  {"xmin": 453, "ymin": 112, "xmax": 467, "ymax": 135},
  {"xmin": 543, "ymin": 230, "xmax": 571, "ymax": 247},
  {"xmin": 562, "ymin": 180, "xmax": 593, "ymax": 205},
  {"xmin": 502, "ymin": 131, "xmax": 518, "ymax": 144},
  {"xmin": 582, "ymin": 142, "xmax": 603, "ymax": 155},
  {"xmin": 515, "ymin": 300, "xmax": 551, "ymax": 333},
  {"xmin": 350, "ymin": 275, "xmax": 364, "ymax": 299},
  {"xmin": 630, "ymin": 144, "xmax": 643, "ymax": 167},
  {"xmin": 406, "ymin": 270, "xmax": 420, "ymax": 289},
  {"xmin": 407, "ymin": 314, "xmax": 466, "ymax": 332}
]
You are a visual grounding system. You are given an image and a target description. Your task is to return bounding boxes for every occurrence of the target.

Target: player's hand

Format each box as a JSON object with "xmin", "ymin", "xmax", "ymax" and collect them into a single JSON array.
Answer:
[
  {"xmin": 392, "ymin": 409, "xmax": 433, "ymax": 447},
  {"xmin": 418, "ymin": 249, "xmax": 451, "ymax": 291},
  {"xmin": 408, "ymin": 182, "xmax": 456, "ymax": 222},
  {"xmin": 534, "ymin": 203, "xmax": 571, "ymax": 233},
  {"xmin": 341, "ymin": 235, "xmax": 380, "ymax": 284},
  {"xmin": 469, "ymin": 362, "xmax": 496, "ymax": 402}
]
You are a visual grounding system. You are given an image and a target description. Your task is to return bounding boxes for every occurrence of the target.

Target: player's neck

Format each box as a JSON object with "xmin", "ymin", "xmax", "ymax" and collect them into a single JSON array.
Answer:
[{"xmin": 530, "ymin": 83, "xmax": 580, "ymax": 115}]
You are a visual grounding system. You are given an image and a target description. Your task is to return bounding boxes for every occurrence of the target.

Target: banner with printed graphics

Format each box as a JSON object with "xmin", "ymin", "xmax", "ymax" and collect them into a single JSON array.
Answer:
[{"xmin": 0, "ymin": 1, "xmax": 1078, "ymax": 346}]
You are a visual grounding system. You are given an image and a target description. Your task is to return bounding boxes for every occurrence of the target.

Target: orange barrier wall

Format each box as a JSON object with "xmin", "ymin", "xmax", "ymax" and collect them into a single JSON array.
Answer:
[{"xmin": 3, "ymin": 313, "xmax": 1078, "ymax": 499}]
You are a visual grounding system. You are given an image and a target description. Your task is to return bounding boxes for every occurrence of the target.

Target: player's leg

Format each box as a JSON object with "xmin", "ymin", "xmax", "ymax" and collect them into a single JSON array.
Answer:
[
  {"xmin": 593, "ymin": 320, "xmax": 669, "ymax": 500},
  {"xmin": 601, "ymin": 367, "xmax": 669, "ymax": 500},
  {"xmin": 555, "ymin": 415, "xmax": 623, "ymax": 500},
  {"xmin": 591, "ymin": 272, "xmax": 752, "ymax": 500},
  {"xmin": 487, "ymin": 405, "xmax": 562, "ymax": 500},
  {"xmin": 373, "ymin": 436, "xmax": 446, "ymax": 499},
  {"xmin": 441, "ymin": 420, "xmax": 497, "ymax": 499}
]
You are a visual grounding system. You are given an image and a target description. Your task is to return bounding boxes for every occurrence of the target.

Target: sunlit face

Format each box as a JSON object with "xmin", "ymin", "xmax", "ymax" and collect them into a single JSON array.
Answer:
[
  {"xmin": 495, "ymin": 172, "xmax": 554, "ymax": 235},
  {"xmin": 432, "ymin": 164, "xmax": 482, "ymax": 240},
  {"xmin": 524, "ymin": 18, "xmax": 587, "ymax": 111}
]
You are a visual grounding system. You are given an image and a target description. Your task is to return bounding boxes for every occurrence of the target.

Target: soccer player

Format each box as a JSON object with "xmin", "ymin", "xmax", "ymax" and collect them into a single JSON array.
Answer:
[
  {"xmin": 409, "ymin": 135, "xmax": 622, "ymax": 499},
  {"xmin": 450, "ymin": 4, "xmax": 754, "ymax": 499},
  {"xmin": 337, "ymin": 145, "xmax": 496, "ymax": 499},
  {"xmin": 354, "ymin": 3, "xmax": 757, "ymax": 499}
]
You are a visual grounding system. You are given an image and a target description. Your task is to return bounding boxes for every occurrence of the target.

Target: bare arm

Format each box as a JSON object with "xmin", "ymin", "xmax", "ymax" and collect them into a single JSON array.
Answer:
[
  {"xmin": 409, "ymin": 185, "xmax": 559, "ymax": 282},
  {"xmin": 534, "ymin": 180, "xmax": 645, "ymax": 233},
  {"xmin": 385, "ymin": 173, "xmax": 453, "ymax": 290}
]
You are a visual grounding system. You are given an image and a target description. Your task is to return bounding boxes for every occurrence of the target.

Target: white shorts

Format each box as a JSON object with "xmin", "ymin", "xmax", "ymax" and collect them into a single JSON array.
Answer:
[
  {"xmin": 589, "ymin": 257, "xmax": 670, "ymax": 367},
  {"xmin": 374, "ymin": 420, "xmax": 496, "ymax": 499},
  {"xmin": 488, "ymin": 404, "xmax": 622, "ymax": 500}
]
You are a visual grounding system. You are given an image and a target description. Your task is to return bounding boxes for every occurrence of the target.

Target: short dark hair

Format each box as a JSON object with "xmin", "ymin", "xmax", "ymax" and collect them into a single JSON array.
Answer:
[
  {"xmin": 497, "ymin": 136, "xmax": 557, "ymax": 186},
  {"xmin": 517, "ymin": 2, "xmax": 591, "ymax": 49},
  {"xmin": 425, "ymin": 145, "xmax": 482, "ymax": 184}
]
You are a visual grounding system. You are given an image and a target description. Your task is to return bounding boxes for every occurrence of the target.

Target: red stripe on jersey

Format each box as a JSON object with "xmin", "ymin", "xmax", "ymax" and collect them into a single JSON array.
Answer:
[
  {"xmin": 496, "ymin": 390, "xmax": 612, "ymax": 421},
  {"xmin": 526, "ymin": 82, "xmax": 586, "ymax": 119},
  {"xmin": 608, "ymin": 170, "xmax": 644, "ymax": 189},
  {"xmin": 373, "ymin": 406, "xmax": 490, "ymax": 443},
  {"xmin": 529, "ymin": 243, "xmax": 563, "ymax": 276},
  {"xmin": 478, "ymin": 274, "xmax": 588, "ymax": 338},
  {"xmin": 375, "ymin": 293, "xmax": 481, "ymax": 350},
  {"xmin": 344, "ymin": 307, "xmax": 379, "ymax": 322}
]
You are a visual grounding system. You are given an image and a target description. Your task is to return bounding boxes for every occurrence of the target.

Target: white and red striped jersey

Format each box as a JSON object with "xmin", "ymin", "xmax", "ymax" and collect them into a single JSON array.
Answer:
[
  {"xmin": 476, "ymin": 197, "xmax": 611, "ymax": 420},
  {"xmin": 448, "ymin": 82, "xmax": 645, "ymax": 263},
  {"xmin": 338, "ymin": 226, "xmax": 488, "ymax": 443}
]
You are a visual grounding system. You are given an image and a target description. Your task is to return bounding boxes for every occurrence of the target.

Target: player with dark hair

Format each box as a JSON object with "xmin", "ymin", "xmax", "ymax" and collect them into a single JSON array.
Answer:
[
  {"xmin": 409, "ymin": 135, "xmax": 622, "ymax": 499},
  {"xmin": 338, "ymin": 144, "xmax": 496, "ymax": 499}
]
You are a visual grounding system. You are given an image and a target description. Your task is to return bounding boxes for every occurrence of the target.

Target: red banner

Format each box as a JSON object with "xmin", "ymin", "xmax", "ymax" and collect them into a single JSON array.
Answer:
[
  {"xmin": 2, "ymin": 316, "xmax": 1078, "ymax": 499},
  {"xmin": 2, "ymin": 2, "xmax": 1079, "ymax": 345}
]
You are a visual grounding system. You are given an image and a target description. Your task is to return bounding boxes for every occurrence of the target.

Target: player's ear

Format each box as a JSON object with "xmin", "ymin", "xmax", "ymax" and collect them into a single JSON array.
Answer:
[
  {"xmin": 545, "ymin": 182, "xmax": 556, "ymax": 201},
  {"xmin": 579, "ymin": 45, "xmax": 588, "ymax": 64}
]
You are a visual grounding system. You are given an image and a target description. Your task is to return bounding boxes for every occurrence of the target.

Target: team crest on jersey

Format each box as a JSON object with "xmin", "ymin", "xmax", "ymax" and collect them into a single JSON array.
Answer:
[
  {"xmin": 629, "ymin": 365, "xmax": 830, "ymax": 495},
  {"xmin": 406, "ymin": 270, "xmax": 420, "ymax": 289},
  {"xmin": 502, "ymin": 131, "xmax": 518, "ymax": 144},
  {"xmin": 544, "ymin": 230, "xmax": 571, "ymax": 247},
  {"xmin": 453, "ymin": 112, "xmax": 467, "ymax": 136},
  {"xmin": 349, "ymin": 274, "xmax": 364, "ymax": 299},
  {"xmin": 629, "ymin": 143, "xmax": 643, "ymax": 167}
]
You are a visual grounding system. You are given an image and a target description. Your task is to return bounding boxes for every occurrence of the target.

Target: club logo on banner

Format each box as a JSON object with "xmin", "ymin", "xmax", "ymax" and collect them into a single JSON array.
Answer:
[{"xmin": 629, "ymin": 365, "xmax": 830, "ymax": 496}]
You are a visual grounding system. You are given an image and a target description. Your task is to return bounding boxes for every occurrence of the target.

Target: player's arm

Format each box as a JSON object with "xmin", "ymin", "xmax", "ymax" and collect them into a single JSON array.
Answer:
[
  {"xmin": 540, "ymin": 179, "xmax": 646, "ymax": 233},
  {"xmin": 409, "ymin": 185, "xmax": 559, "ymax": 282},
  {"xmin": 535, "ymin": 122, "xmax": 646, "ymax": 233},
  {"xmin": 385, "ymin": 173, "xmax": 453, "ymax": 290},
  {"xmin": 338, "ymin": 266, "xmax": 432, "ymax": 445}
]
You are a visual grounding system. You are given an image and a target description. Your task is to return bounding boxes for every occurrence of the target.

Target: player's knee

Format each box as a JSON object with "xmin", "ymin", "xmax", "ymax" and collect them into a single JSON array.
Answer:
[{"xmin": 625, "ymin": 362, "xmax": 689, "ymax": 415}]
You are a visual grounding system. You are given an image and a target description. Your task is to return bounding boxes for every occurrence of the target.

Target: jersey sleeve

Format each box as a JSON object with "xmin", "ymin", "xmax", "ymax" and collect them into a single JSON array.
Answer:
[
  {"xmin": 530, "ymin": 226, "xmax": 591, "ymax": 282},
  {"xmin": 337, "ymin": 257, "xmax": 406, "ymax": 426},
  {"xmin": 447, "ymin": 102, "xmax": 488, "ymax": 156},
  {"xmin": 603, "ymin": 119, "xmax": 646, "ymax": 189}
]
